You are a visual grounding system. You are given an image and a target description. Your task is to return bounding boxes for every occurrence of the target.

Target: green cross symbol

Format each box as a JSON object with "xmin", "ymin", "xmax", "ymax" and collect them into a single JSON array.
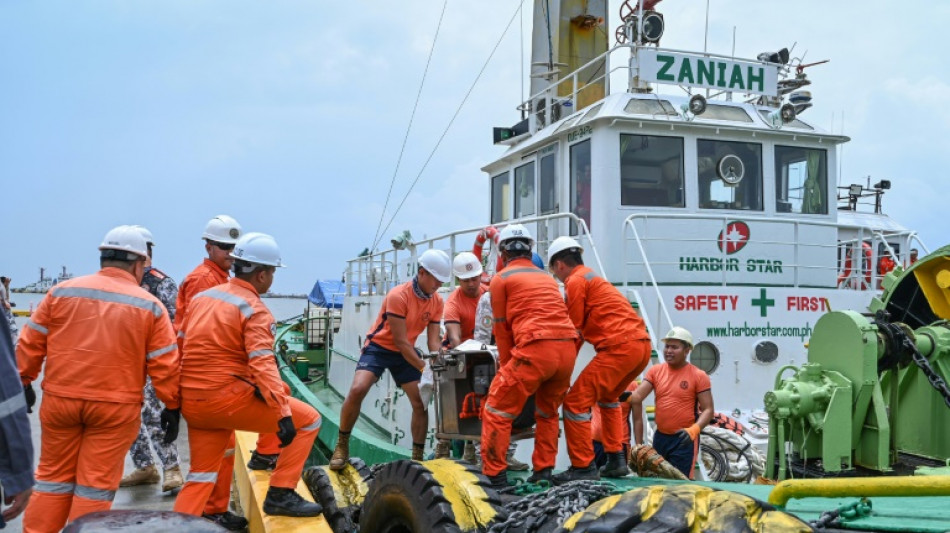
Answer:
[{"xmin": 751, "ymin": 288, "xmax": 775, "ymax": 317}]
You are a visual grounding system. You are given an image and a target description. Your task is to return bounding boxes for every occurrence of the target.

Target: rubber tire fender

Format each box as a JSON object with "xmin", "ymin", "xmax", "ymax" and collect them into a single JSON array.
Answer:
[
  {"xmin": 303, "ymin": 457, "xmax": 372, "ymax": 533},
  {"xmin": 359, "ymin": 459, "xmax": 503, "ymax": 533},
  {"xmin": 556, "ymin": 484, "xmax": 812, "ymax": 533}
]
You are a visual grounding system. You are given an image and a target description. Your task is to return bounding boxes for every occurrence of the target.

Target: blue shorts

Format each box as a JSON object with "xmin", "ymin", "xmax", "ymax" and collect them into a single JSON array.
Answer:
[
  {"xmin": 356, "ymin": 342, "xmax": 422, "ymax": 386},
  {"xmin": 653, "ymin": 430, "xmax": 698, "ymax": 479}
]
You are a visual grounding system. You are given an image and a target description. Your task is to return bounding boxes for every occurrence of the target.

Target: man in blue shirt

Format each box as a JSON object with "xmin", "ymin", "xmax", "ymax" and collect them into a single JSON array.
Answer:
[{"xmin": 0, "ymin": 312, "xmax": 34, "ymax": 527}]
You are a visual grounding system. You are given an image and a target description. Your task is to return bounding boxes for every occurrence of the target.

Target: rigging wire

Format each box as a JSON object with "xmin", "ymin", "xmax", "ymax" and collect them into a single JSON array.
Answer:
[
  {"xmin": 370, "ymin": 0, "xmax": 449, "ymax": 253},
  {"xmin": 372, "ymin": 0, "xmax": 527, "ymax": 251}
]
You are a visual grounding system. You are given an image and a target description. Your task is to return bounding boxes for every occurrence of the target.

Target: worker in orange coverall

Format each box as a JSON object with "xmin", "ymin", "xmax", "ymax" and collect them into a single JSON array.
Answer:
[
  {"xmin": 17, "ymin": 225, "xmax": 180, "ymax": 532},
  {"xmin": 174, "ymin": 232, "xmax": 323, "ymax": 521},
  {"xmin": 481, "ymin": 224, "xmax": 578, "ymax": 489},
  {"xmin": 547, "ymin": 236, "xmax": 652, "ymax": 483},
  {"xmin": 174, "ymin": 216, "xmax": 282, "ymax": 530}
]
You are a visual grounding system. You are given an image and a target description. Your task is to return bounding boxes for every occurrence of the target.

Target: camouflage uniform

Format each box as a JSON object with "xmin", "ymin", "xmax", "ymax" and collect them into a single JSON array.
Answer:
[{"xmin": 128, "ymin": 266, "xmax": 181, "ymax": 470}]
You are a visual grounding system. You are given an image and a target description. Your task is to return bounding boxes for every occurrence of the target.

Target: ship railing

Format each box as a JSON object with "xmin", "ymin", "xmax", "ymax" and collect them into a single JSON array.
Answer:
[
  {"xmin": 345, "ymin": 212, "xmax": 605, "ymax": 298},
  {"xmin": 522, "ymin": 43, "xmax": 631, "ymax": 133},
  {"xmin": 521, "ymin": 43, "xmax": 781, "ymax": 134},
  {"xmin": 620, "ymin": 213, "xmax": 922, "ymax": 332}
]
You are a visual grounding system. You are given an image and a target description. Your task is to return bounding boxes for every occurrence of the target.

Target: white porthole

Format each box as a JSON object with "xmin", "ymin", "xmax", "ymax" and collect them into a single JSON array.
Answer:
[{"xmin": 691, "ymin": 341, "xmax": 720, "ymax": 375}]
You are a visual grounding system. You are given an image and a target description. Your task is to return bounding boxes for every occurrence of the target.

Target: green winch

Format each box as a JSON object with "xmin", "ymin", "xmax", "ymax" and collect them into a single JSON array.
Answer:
[{"xmin": 766, "ymin": 246, "xmax": 950, "ymax": 479}]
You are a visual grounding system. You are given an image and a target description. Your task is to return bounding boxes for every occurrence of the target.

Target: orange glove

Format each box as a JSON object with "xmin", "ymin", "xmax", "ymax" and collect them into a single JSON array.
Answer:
[{"xmin": 685, "ymin": 424, "xmax": 702, "ymax": 442}]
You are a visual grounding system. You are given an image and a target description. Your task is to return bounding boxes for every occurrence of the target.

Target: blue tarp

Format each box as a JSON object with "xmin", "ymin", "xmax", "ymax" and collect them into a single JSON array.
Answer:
[{"xmin": 308, "ymin": 279, "xmax": 345, "ymax": 308}]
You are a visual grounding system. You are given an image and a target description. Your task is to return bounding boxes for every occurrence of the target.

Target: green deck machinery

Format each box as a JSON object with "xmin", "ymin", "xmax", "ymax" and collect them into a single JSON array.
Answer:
[{"xmin": 766, "ymin": 246, "xmax": 950, "ymax": 480}]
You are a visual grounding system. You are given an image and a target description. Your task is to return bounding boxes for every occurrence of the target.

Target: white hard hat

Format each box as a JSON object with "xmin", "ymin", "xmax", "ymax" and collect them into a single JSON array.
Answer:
[
  {"xmin": 453, "ymin": 251, "xmax": 483, "ymax": 280},
  {"xmin": 131, "ymin": 225, "xmax": 155, "ymax": 246},
  {"xmin": 547, "ymin": 236, "xmax": 583, "ymax": 264},
  {"xmin": 99, "ymin": 225, "xmax": 148, "ymax": 260},
  {"xmin": 662, "ymin": 326, "xmax": 694, "ymax": 348},
  {"xmin": 203, "ymin": 215, "xmax": 242, "ymax": 244},
  {"xmin": 498, "ymin": 224, "xmax": 533, "ymax": 251},
  {"xmin": 418, "ymin": 249, "xmax": 451, "ymax": 283},
  {"xmin": 230, "ymin": 232, "xmax": 286, "ymax": 268}
]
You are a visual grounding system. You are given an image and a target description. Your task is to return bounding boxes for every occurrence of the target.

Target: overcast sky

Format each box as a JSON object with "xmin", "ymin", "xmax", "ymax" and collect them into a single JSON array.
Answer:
[{"xmin": 1, "ymin": 1, "xmax": 946, "ymax": 294}]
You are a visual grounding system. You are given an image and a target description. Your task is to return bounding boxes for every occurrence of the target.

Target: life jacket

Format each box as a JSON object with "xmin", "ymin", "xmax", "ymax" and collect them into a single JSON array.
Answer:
[{"xmin": 709, "ymin": 412, "xmax": 746, "ymax": 436}]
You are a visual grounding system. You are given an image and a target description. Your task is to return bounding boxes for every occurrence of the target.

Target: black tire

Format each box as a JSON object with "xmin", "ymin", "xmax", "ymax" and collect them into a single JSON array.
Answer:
[
  {"xmin": 556, "ymin": 485, "xmax": 812, "ymax": 533},
  {"xmin": 359, "ymin": 459, "xmax": 503, "ymax": 533},
  {"xmin": 303, "ymin": 457, "xmax": 373, "ymax": 533}
]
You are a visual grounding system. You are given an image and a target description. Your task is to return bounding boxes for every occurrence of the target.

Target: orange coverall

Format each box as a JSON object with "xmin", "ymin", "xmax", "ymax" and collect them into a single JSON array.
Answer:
[
  {"xmin": 17, "ymin": 268, "xmax": 179, "ymax": 532},
  {"xmin": 173, "ymin": 278, "xmax": 320, "ymax": 516},
  {"xmin": 175, "ymin": 258, "xmax": 237, "ymax": 514},
  {"xmin": 175, "ymin": 259, "xmax": 283, "ymax": 513},
  {"xmin": 481, "ymin": 257, "xmax": 578, "ymax": 477},
  {"xmin": 562, "ymin": 265, "xmax": 651, "ymax": 467}
]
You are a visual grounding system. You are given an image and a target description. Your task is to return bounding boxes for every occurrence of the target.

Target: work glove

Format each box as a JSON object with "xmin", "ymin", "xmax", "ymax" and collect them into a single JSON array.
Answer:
[
  {"xmin": 23, "ymin": 384, "xmax": 36, "ymax": 413},
  {"xmin": 277, "ymin": 416, "xmax": 296, "ymax": 448},
  {"xmin": 618, "ymin": 391, "xmax": 633, "ymax": 403},
  {"xmin": 685, "ymin": 424, "xmax": 702, "ymax": 442},
  {"xmin": 160, "ymin": 408, "xmax": 181, "ymax": 444}
]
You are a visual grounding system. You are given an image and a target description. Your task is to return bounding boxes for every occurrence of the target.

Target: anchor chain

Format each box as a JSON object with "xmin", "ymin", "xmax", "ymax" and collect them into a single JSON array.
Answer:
[
  {"xmin": 907, "ymin": 339, "xmax": 950, "ymax": 409},
  {"xmin": 488, "ymin": 480, "xmax": 616, "ymax": 532}
]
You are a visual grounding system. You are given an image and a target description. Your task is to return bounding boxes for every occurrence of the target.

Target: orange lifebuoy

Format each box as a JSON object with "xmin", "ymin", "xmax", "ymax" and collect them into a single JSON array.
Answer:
[
  {"xmin": 837, "ymin": 242, "xmax": 872, "ymax": 289},
  {"xmin": 472, "ymin": 226, "xmax": 504, "ymax": 276}
]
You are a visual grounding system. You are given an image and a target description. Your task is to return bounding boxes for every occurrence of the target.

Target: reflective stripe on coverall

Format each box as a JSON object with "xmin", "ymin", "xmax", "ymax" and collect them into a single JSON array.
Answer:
[
  {"xmin": 481, "ymin": 257, "xmax": 578, "ymax": 477},
  {"xmin": 173, "ymin": 278, "xmax": 320, "ymax": 516},
  {"xmin": 561, "ymin": 265, "xmax": 651, "ymax": 467},
  {"xmin": 16, "ymin": 268, "xmax": 179, "ymax": 532},
  {"xmin": 173, "ymin": 258, "xmax": 238, "ymax": 514}
]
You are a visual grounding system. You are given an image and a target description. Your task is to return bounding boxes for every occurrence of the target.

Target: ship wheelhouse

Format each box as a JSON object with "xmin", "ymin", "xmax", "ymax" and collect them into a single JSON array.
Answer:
[{"xmin": 482, "ymin": 91, "xmax": 860, "ymax": 287}]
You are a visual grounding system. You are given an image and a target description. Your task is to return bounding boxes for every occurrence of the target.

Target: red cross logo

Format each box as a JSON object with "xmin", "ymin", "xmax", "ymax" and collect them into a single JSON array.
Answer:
[{"xmin": 717, "ymin": 221, "xmax": 750, "ymax": 255}]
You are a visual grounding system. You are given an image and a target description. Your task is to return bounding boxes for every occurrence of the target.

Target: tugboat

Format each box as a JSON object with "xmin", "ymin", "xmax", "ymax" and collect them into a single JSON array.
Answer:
[{"xmin": 245, "ymin": 1, "xmax": 949, "ymax": 531}]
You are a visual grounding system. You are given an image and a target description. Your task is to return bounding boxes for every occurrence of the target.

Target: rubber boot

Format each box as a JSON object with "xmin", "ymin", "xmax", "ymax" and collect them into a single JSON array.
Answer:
[
  {"xmin": 600, "ymin": 451, "xmax": 631, "ymax": 478},
  {"xmin": 411, "ymin": 443, "xmax": 425, "ymax": 461},
  {"xmin": 552, "ymin": 462, "xmax": 600, "ymax": 485},
  {"xmin": 162, "ymin": 465, "xmax": 184, "ymax": 492},
  {"xmin": 262, "ymin": 487, "xmax": 324, "ymax": 517},
  {"xmin": 202, "ymin": 511, "xmax": 249, "ymax": 531},
  {"xmin": 462, "ymin": 441, "xmax": 478, "ymax": 464},
  {"xmin": 487, "ymin": 470, "xmax": 509, "ymax": 490},
  {"xmin": 506, "ymin": 451, "xmax": 529, "ymax": 471},
  {"xmin": 435, "ymin": 439, "xmax": 452, "ymax": 459},
  {"xmin": 526, "ymin": 467, "xmax": 552, "ymax": 485},
  {"xmin": 329, "ymin": 432, "xmax": 350, "ymax": 471},
  {"xmin": 120, "ymin": 465, "xmax": 159, "ymax": 487},
  {"xmin": 247, "ymin": 450, "xmax": 279, "ymax": 471}
]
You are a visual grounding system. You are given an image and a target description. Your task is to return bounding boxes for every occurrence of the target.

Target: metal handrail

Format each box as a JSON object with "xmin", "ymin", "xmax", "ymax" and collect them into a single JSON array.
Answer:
[
  {"xmin": 347, "ymin": 212, "xmax": 607, "ymax": 297},
  {"xmin": 620, "ymin": 212, "xmax": 922, "ymax": 335}
]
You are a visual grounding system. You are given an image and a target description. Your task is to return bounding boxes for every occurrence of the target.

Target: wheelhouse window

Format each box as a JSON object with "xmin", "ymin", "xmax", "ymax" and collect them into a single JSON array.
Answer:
[
  {"xmin": 775, "ymin": 146, "xmax": 827, "ymax": 214},
  {"xmin": 570, "ymin": 140, "xmax": 591, "ymax": 232},
  {"xmin": 697, "ymin": 139, "xmax": 763, "ymax": 211},
  {"xmin": 539, "ymin": 151, "xmax": 557, "ymax": 215},
  {"xmin": 491, "ymin": 171, "xmax": 510, "ymax": 223},
  {"xmin": 514, "ymin": 162, "xmax": 536, "ymax": 218},
  {"xmin": 619, "ymin": 134, "xmax": 685, "ymax": 207}
]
